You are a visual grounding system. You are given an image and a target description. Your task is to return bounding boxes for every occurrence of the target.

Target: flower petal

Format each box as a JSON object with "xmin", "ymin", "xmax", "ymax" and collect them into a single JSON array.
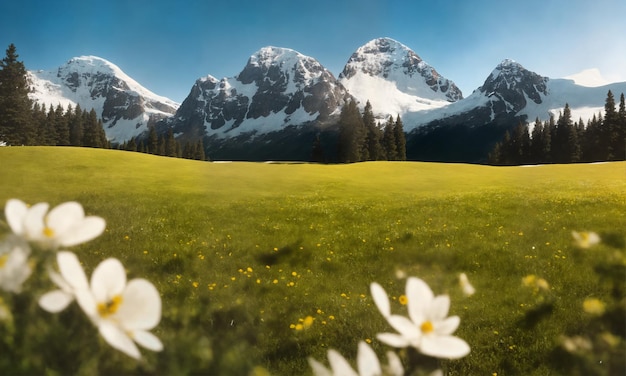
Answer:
[
  {"xmin": 429, "ymin": 295, "xmax": 451, "ymax": 321},
  {"xmin": 327, "ymin": 349, "xmax": 358, "ymax": 376},
  {"xmin": 47, "ymin": 202, "xmax": 84, "ymax": 235},
  {"xmin": 116, "ymin": 278, "xmax": 161, "ymax": 330},
  {"xmin": 357, "ymin": 341, "xmax": 382, "ymax": 376},
  {"xmin": 75, "ymin": 287, "xmax": 98, "ymax": 318},
  {"xmin": 308, "ymin": 357, "xmax": 333, "ymax": 376},
  {"xmin": 376, "ymin": 332, "xmax": 411, "ymax": 348},
  {"xmin": 57, "ymin": 251, "xmax": 89, "ymax": 290},
  {"xmin": 435, "ymin": 315, "xmax": 460, "ymax": 336},
  {"xmin": 387, "ymin": 314, "xmax": 420, "ymax": 340},
  {"xmin": 98, "ymin": 321, "xmax": 141, "ymax": 359},
  {"xmin": 406, "ymin": 277, "xmax": 434, "ymax": 325},
  {"xmin": 23, "ymin": 203, "xmax": 49, "ymax": 240},
  {"xmin": 420, "ymin": 335, "xmax": 470, "ymax": 359},
  {"xmin": 38, "ymin": 290, "xmax": 73, "ymax": 312},
  {"xmin": 60, "ymin": 217, "xmax": 106, "ymax": 247},
  {"xmin": 5, "ymin": 199, "xmax": 28, "ymax": 235},
  {"xmin": 132, "ymin": 330, "xmax": 163, "ymax": 352},
  {"xmin": 370, "ymin": 282, "xmax": 391, "ymax": 318},
  {"xmin": 91, "ymin": 258, "xmax": 126, "ymax": 302},
  {"xmin": 384, "ymin": 351, "xmax": 404, "ymax": 376}
]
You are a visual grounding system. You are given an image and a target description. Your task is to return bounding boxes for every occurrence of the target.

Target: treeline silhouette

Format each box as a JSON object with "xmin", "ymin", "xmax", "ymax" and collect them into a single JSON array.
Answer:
[{"xmin": 489, "ymin": 91, "xmax": 626, "ymax": 165}]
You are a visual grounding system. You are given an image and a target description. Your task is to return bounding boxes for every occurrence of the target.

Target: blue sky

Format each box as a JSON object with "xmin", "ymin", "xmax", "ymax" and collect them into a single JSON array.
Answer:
[{"xmin": 1, "ymin": 0, "xmax": 624, "ymax": 103}]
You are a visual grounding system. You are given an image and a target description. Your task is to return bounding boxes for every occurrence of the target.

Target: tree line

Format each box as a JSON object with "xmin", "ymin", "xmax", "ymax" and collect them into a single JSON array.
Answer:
[
  {"xmin": 0, "ymin": 43, "xmax": 206, "ymax": 161},
  {"xmin": 119, "ymin": 127, "xmax": 207, "ymax": 161},
  {"xmin": 489, "ymin": 90, "xmax": 626, "ymax": 165},
  {"xmin": 324, "ymin": 99, "xmax": 406, "ymax": 163}
]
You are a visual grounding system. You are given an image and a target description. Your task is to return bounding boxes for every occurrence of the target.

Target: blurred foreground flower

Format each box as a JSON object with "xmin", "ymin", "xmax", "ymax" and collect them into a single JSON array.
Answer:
[
  {"xmin": 571, "ymin": 231, "xmax": 600, "ymax": 249},
  {"xmin": 458, "ymin": 273, "xmax": 475, "ymax": 297},
  {"xmin": 582, "ymin": 297, "xmax": 606, "ymax": 316},
  {"xmin": 0, "ymin": 236, "xmax": 32, "ymax": 293},
  {"xmin": 308, "ymin": 340, "xmax": 404, "ymax": 376},
  {"xmin": 40, "ymin": 252, "xmax": 163, "ymax": 359},
  {"xmin": 39, "ymin": 251, "xmax": 90, "ymax": 312},
  {"xmin": 371, "ymin": 277, "xmax": 470, "ymax": 359},
  {"xmin": 5, "ymin": 199, "xmax": 106, "ymax": 250}
]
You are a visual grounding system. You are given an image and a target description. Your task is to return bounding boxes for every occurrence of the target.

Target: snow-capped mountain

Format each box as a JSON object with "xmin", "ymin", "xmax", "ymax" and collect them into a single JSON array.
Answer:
[
  {"xmin": 28, "ymin": 56, "xmax": 179, "ymax": 143},
  {"xmin": 406, "ymin": 59, "xmax": 626, "ymax": 162},
  {"xmin": 168, "ymin": 46, "xmax": 350, "ymax": 141},
  {"xmin": 338, "ymin": 37, "xmax": 463, "ymax": 120},
  {"xmin": 411, "ymin": 59, "xmax": 626, "ymax": 130}
]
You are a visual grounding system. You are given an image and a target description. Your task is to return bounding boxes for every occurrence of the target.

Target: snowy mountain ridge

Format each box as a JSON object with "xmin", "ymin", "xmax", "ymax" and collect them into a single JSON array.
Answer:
[
  {"xmin": 28, "ymin": 56, "xmax": 179, "ymax": 143},
  {"xmin": 168, "ymin": 46, "xmax": 349, "ymax": 140},
  {"xmin": 338, "ymin": 37, "xmax": 463, "ymax": 120}
]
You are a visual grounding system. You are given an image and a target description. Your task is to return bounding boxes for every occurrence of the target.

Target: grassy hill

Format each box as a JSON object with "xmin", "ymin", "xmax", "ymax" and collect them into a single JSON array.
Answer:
[{"xmin": 1, "ymin": 147, "xmax": 625, "ymax": 375}]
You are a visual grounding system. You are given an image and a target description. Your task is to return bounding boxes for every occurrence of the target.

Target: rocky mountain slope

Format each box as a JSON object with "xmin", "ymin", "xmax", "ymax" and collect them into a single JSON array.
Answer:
[
  {"xmin": 162, "ymin": 46, "xmax": 351, "ymax": 160},
  {"xmin": 406, "ymin": 59, "xmax": 626, "ymax": 162},
  {"xmin": 338, "ymin": 37, "xmax": 463, "ymax": 120},
  {"xmin": 28, "ymin": 56, "xmax": 179, "ymax": 143},
  {"xmin": 25, "ymin": 42, "xmax": 626, "ymax": 162}
]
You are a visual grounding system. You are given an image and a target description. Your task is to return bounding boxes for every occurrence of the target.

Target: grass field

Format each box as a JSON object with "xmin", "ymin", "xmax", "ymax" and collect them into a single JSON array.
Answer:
[{"xmin": 1, "ymin": 147, "xmax": 625, "ymax": 375}]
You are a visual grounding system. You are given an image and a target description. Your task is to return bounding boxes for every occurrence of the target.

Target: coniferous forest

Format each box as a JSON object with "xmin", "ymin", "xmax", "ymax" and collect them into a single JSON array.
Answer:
[
  {"xmin": 1, "ymin": 43, "xmax": 625, "ymax": 165},
  {"xmin": 488, "ymin": 91, "xmax": 626, "ymax": 165},
  {"xmin": 0, "ymin": 44, "xmax": 206, "ymax": 161},
  {"xmin": 334, "ymin": 99, "xmax": 406, "ymax": 163}
]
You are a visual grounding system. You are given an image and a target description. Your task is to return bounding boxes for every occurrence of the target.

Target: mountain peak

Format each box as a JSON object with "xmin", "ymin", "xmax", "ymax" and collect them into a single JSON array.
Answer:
[{"xmin": 477, "ymin": 60, "xmax": 548, "ymax": 113}]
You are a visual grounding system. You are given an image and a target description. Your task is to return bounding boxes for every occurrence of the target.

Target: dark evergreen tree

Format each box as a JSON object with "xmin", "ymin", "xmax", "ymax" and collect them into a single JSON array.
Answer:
[
  {"xmin": 194, "ymin": 139, "xmax": 206, "ymax": 161},
  {"xmin": 618, "ymin": 93, "xmax": 626, "ymax": 160},
  {"xmin": 44, "ymin": 105, "xmax": 59, "ymax": 145},
  {"xmin": 310, "ymin": 133, "xmax": 325, "ymax": 163},
  {"xmin": 0, "ymin": 44, "xmax": 33, "ymax": 145},
  {"xmin": 164, "ymin": 127, "xmax": 177, "ymax": 157},
  {"xmin": 393, "ymin": 115, "xmax": 407, "ymax": 161},
  {"xmin": 529, "ymin": 118, "xmax": 544, "ymax": 164},
  {"xmin": 602, "ymin": 90, "xmax": 619, "ymax": 160},
  {"xmin": 55, "ymin": 104, "xmax": 70, "ymax": 145},
  {"xmin": 382, "ymin": 116, "xmax": 397, "ymax": 160},
  {"xmin": 362, "ymin": 101, "xmax": 384, "ymax": 160},
  {"xmin": 31, "ymin": 102, "xmax": 47, "ymax": 145},
  {"xmin": 336, "ymin": 99, "xmax": 366, "ymax": 163},
  {"xmin": 69, "ymin": 104, "xmax": 84, "ymax": 146},
  {"xmin": 148, "ymin": 125, "xmax": 158, "ymax": 154}
]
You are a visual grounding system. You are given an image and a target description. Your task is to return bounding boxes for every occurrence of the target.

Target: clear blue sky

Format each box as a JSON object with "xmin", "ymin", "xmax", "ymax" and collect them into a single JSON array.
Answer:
[{"xmin": 1, "ymin": 0, "xmax": 624, "ymax": 103}]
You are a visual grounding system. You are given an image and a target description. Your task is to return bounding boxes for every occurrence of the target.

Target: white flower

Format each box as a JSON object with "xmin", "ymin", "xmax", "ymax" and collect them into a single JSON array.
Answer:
[
  {"xmin": 5, "ymin": 199, "xmax": 106, "ymax": 250},
  {"xmin": 0, "ymin": 236, "xmax": 32, "ymax": 293},
  {"xmin": 458, "ymin": 273, "xmax": 476, "ymax": 297},
  {"xmin": 308, "ymin": 341, "xmax": 403, "ymax": 376},
  {"xmin": 39, "ymin": 251, "xmax": 90, "ymax": 312},
  {"xmin": 39, "ymin": 252, "xmax": 163, "ymax": 359},
  {"xmin": 371, "ymin": 277, "xmax": 470, "ymax": 359},
  {"xmin": 78, "ymin": 258, "xmax": 163, "ymax": 359},
  {"xmin": 571, "ymin": 231, "xmax": 600, "ymax": 248}
]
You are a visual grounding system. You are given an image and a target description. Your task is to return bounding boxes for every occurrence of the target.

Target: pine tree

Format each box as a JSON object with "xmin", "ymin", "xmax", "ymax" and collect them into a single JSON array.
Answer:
[
  {"xmin": 362, "ymin": 101, "xmax": 384, "ymax": 160},
  {"xmin": 69, "ymin": 104, "xmax": 84, "ymax": 146},
  {"xmin": 618, "ymin": 93, "xmax": 626, "ymax": 160},
  {"xmin": 44, "ymin": 105, "xmax": 59, "ymax": 145},
  {"xmin": 194, "ymin": 139, "xmax": 206, "ymax": 161},
  {"xmin": 602, "ymin": 90, "xmax": 619, "ymax": 160},
  {"xmin": 148, "ymin": 125, "xmax": 158, "ymax": 154},
  {"xmin": 55, "ymin": 104, "xmax": 70, "ymax": 145},
  {"xmin": 165, "ymin": 127, "xmax": 177, "ymax": 157},
  {"xmin": 310, "ymin": 133, "xmax": 325, "ymax": 163},
  {"xmin": 382, "ymin": 116, "xmax": 397, "ymax": 160},
  {"xmin": 0, "ymin": 44, "xmax": 33, "ymax": 145},
  {"xmin": 337, "ymin": 100, "xmax": 366, "ymax": 163},
  {"xmin": 31, "ymin": 102, "xmax": 47, "ymax": 145},
  {"xmin": 529, "ymin": 118, "xmax": 544, "ymax": 164},
  {"xmin": 393, "ymin": 115, "xmax": 406, "ymax": 161}
]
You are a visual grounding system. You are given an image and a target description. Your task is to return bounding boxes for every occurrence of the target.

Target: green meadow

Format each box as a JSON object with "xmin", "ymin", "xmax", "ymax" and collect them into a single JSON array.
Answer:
[{"xmin": 1, "ymin": 147, "xmax": 625, "ymax": 375}]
